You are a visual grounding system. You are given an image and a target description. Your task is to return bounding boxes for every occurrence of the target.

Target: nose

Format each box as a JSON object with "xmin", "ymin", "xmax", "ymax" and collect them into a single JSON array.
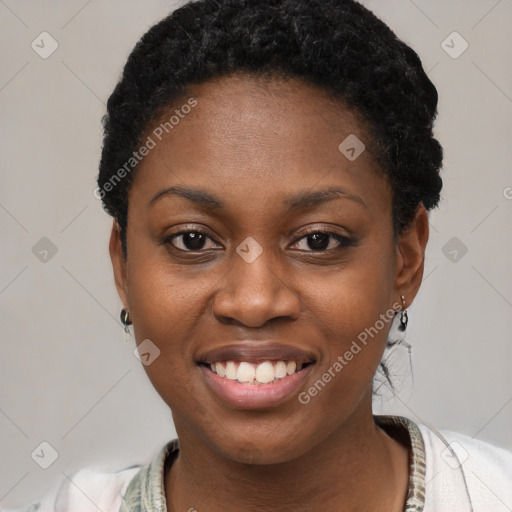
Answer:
[{"xmin": 212, "ymin": 247, "xmax": 301, "ymax": 328}]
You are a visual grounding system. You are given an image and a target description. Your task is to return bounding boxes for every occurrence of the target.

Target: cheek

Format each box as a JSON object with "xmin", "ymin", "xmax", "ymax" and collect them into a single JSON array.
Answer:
[
  {"xmin": 315, "ymin": 239, "xmax": 395, "ymax": 329},
  {"xmin": 124, "ymin": 243, "xmax": 232, "ymax": 410},
  {"xmin": 308, "ymin": 237, "xmax": 397, "ymax": 378},
  {"xmin": 127, "ymin": 259, "xmax": 214, "ymax": 349}
]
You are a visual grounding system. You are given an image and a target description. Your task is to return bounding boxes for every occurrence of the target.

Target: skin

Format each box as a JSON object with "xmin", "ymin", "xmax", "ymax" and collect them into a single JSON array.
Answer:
[{"xmin": 110, "ymin": 74, "xmax": 429, "ymax": 511}]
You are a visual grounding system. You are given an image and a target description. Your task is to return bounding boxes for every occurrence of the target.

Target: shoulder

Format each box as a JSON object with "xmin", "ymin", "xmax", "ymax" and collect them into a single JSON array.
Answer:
[
  {"xmin": 4, "ymin": 466, "xmax": 141, "ymax": 512},
  {"xmin": 4, "ymin": 440, "xmax": 177, "ymax": 512},
  {"xmin": 418, "ymin": 424, "xmax": 512, "ymax": 476},
  {"xmin": 417, "ymin": 423, "xmax": 512, "ymax": 511}
]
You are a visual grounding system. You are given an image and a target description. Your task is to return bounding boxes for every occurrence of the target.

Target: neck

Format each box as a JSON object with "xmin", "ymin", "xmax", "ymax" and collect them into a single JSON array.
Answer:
[{"xmin": 165, "ymin": 409, "xmax": 409, "ymax": 512}]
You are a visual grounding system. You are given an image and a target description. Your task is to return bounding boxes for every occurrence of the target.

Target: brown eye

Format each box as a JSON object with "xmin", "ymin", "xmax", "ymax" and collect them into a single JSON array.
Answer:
[
  {"xmin": 291, "ymin": 230, "xmax": 357, "ymax": 252},
  {"xmin": 166, "ymin": 231, "xmax": 220, "ymax": 252},
  {"xmin": 304, "ymin": 233, "xmax": 332, "ymax": 251}
]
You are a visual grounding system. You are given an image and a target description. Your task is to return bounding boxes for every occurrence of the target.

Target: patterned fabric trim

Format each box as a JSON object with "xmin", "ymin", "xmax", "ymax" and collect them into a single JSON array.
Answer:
[
  {"xmin": 120, "ymin": 439, "xmax": 179, "ymax": 512},
  {"xmin": 121, "ymin": 415, "xmax": 427, "ymax": 511},
  {"xmin": 375, "ymin": 415, "xmax": 427, "ymax": 512}
]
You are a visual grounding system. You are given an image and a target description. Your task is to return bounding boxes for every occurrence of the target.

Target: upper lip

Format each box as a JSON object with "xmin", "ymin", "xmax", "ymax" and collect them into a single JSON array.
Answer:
[{"xmin": 197, "ymin": 343, "xmax": 316, "ymax": 365}]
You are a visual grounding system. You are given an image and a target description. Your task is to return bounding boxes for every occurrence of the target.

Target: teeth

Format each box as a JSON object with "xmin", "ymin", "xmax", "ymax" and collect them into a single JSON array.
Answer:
[
  {"xmin": 286, "ymin": 361, "xmax": 297, "ymax": 375},
  {"xmin": 237, "ymin": 362, "xmax": 256, "ymax": 383},
  {"xmin": 209, "ymin": 360, "xmax": 305, "ymax": 384},
  {"xmin": 215, "ymin": 362, "xmax": 226, "ymax": 378},
  {"xmin": 225, "ymin": 361, "xmax": 238, "ymax": 380},
  {"xmin": 255, "ymin": 361, "xmax": 275, "ymax": 384},
  {"xmin": 275, "ymin": 361, "xmax": 287, "ymax": 379}
]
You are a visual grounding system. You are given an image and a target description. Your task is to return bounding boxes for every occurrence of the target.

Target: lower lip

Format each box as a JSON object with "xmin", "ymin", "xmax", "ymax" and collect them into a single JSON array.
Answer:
[{"xmin": 199, "ymin": 364, "xmax": 313, "ymax": 410}]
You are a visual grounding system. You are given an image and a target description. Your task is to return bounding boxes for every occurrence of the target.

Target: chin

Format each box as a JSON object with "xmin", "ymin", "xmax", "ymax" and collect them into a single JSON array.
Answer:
[{"xmin": 200, "ymin": 420, "xmax": 317, "ymax": 466}]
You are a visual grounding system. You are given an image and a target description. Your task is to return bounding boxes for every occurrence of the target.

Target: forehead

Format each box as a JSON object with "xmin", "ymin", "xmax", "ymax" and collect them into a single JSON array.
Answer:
[
  {"xmin": 172, "ymin": 74, "xmax": 368, "ymax": 159},
  {"xmin": 130, "ymin": 74, "xmax": 390, "ymax": 219}
]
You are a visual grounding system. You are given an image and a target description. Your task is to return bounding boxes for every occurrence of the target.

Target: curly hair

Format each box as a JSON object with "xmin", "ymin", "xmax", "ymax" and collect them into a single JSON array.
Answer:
[{"xmin": 98, "ymin": 0, "xmax": 443, "ymax": 257}]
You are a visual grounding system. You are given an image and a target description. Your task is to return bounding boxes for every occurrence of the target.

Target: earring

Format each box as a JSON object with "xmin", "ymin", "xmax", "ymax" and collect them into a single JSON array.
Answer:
[
  {"xmin": 399, "ymin": 294, "xmax": 408, "ymax": 332},
  {"xmin": 120, "ymin": 308, "xmax": 132, "ymax": 333}
]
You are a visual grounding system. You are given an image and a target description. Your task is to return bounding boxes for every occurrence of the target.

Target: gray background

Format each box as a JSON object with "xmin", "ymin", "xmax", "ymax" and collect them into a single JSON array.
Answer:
[{"xmin": 1, "ymin": 0, "xmax": 511, "ymax": 507}]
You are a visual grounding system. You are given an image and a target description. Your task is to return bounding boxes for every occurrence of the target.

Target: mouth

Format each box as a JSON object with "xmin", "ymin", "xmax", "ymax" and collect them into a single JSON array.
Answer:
[
  {"xmin": 196, "ymin": 344, "xmax": 316, "ymax": 409},
  {"xmin": 200, "ymin": 360, "xmax": 312, "ymax": 385}
]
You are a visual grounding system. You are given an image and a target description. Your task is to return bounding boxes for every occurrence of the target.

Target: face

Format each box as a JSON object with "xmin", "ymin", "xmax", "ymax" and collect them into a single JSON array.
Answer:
[{"xmin": 110, "ymin": 75, "xmax": 427, "ymax": 464}]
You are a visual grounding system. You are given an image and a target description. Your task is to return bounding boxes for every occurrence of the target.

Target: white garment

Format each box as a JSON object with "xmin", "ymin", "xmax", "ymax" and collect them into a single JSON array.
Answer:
[
  {"xmin": 418, "ymin": 425, "xmax": 512, "ymax": 512},
  {"xmin": 4, "ymin": 419, "xmax": 511, "ymax": 512},
  {"xmin": 3, "ymin": 467, "xmax": 140, "ymax": 512}
]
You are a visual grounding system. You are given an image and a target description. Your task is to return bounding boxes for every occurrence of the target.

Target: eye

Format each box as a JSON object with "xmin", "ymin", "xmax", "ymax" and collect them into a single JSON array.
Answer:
[
  {"xmin": 165, "ymin": 230, "xmax": 221, "ymax": 252},
  {"xmin": 290, "ymin": 229, "xmax": 356, "ymax": 252}
]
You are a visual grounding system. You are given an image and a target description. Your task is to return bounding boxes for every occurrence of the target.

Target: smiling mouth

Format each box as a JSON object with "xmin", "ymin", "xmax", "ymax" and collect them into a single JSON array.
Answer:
[
  {"xmin": 197, "ymin": 343, "xmax": 316, "ymax": 407},
  {"xmin": 200, "ymin": 360, "xmax": 314, "ymax": 385}
]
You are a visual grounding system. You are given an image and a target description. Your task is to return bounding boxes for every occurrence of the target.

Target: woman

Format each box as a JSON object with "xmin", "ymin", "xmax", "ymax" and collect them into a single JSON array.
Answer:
[{"xmin": 11, "ymin": 0, "xmax": 511, "ymax": 510}]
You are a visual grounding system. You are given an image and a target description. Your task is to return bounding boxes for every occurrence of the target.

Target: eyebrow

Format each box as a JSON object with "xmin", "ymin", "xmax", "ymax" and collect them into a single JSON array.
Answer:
[
  {"xmin": 148, "ymin": 185, "xmax": 366, "ymax": 211},
  {"xmin": 149, "ymin": 185, "xmax": 224, "ymax": 209},
  {"xmin": 285, "ymin": 186, "xmax": 366, "ymax": 210}
]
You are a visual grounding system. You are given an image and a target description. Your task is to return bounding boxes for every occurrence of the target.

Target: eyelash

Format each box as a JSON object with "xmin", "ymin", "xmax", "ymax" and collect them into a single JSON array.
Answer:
[
  {"xmin": 164, "ymin": 227, "xmax": 357, "ymax": 253},
  {"xmin": 292, "ymin": 228, "xmax": 357, "ymax": 251}
]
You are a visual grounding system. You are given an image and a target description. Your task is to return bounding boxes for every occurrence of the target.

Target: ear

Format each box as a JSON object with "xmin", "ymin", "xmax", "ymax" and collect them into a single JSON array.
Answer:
[
  {"xmin": 394, "ymin": 204, "xmax": 430, "ymax": 307},
  {"xmin": 109, "ymin": 221, "xmax": 129, "ymax": 309}
]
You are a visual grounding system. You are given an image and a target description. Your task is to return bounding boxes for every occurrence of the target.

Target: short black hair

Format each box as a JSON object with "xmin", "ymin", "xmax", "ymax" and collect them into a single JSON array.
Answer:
[{"xmin": 98, "ymin": 0, "xmax": 443, "ymax": 257}]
